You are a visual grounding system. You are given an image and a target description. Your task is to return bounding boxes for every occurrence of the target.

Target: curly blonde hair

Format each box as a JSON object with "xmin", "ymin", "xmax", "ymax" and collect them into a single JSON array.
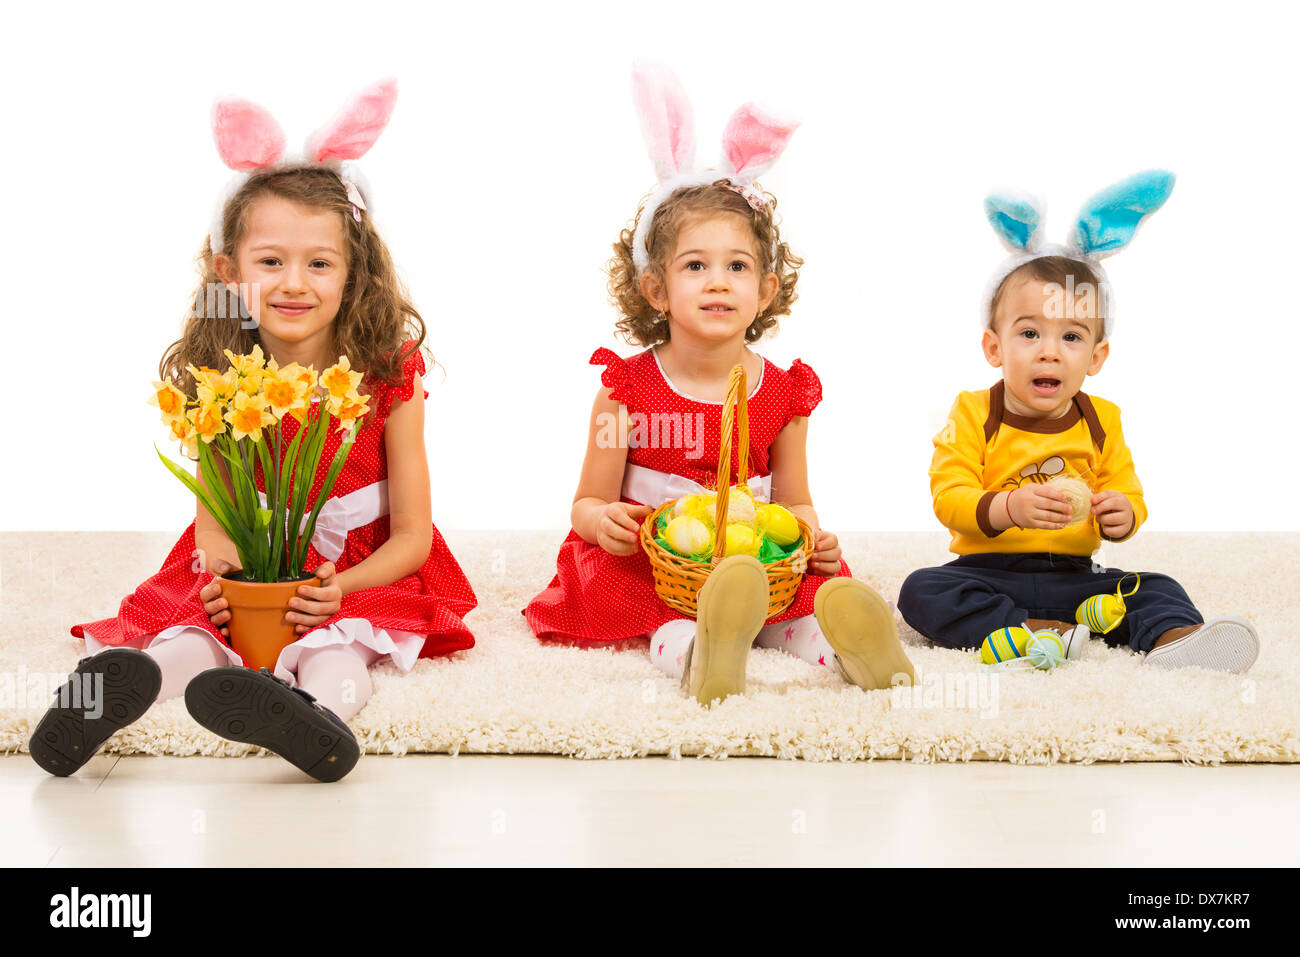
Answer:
[
  {"xmin": 607, "ymin": 181, "xmax": 802, "ymax": 347},
  {"xmin": 158, "ymin": 166, "xmax": 430, "ymax": 424}
]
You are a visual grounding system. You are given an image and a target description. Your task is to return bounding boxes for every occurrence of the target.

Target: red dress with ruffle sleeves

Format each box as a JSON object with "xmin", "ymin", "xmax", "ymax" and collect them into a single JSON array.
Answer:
[
  {"xmin": 523, "ymin": 347, "xmax": 850, "ymax": 644},
  {"xmin": 71, "ymin": 342, "xmax": 477, "ymax": 662}
]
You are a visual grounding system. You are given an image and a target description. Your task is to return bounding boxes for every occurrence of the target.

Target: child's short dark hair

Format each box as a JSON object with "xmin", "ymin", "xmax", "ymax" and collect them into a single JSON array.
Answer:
[{"xmin": 989, "ymin": 256, "xmax": 1106, "ymax": 340}]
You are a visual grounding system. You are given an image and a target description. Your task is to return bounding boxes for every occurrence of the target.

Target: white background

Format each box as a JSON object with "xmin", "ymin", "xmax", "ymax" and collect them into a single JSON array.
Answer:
[{"xmin": 3, "ymin": 0, "xmax": 1296, "ymax": 533}]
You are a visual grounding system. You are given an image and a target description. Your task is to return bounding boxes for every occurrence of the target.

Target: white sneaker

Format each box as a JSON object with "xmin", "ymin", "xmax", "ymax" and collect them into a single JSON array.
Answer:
[{"xmin": 1142, "ymin": 617, "xmax": 1259, "ymax": 674}]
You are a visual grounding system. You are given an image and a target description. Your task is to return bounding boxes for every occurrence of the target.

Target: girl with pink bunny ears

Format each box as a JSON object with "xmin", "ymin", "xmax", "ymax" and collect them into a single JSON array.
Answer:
[
  {"xmin": 524, "ymin": 62, "xmax": 915, "ymax": 706},
  {"xmin": 35, "ymin": 79, "xmax": 479, "ymax": 782}
]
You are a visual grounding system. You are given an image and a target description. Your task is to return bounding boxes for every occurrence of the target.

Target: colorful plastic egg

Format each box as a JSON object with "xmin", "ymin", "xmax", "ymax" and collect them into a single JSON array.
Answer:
[
  {"xmin": 664, "ymin": 515, "xmax": 713, "ymax": 558},
  {"xmin": 756, "ymin": 504, "xmax": 800, "ymax": 547},
  {"xmin": 1075, "ymin": 573, "xmax": 1140, "ymax": 634},
  {"xmin": 672, "ymin": 493, "xmax": 715, "ymax": 524},
  {"xmin": 723, "ymin": 522, "xmax": 762, "ymax": 558},
  {"xmin": 1025, "ymin": 631, "xmax": 1065, "ymax": 670},
  {"xmin": 980, "ymin": 626, "xmax": 1032, "ymax": 665}
]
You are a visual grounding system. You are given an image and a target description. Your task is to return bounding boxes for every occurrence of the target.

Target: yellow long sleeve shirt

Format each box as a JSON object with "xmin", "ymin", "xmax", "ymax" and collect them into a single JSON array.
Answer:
[{"xmin": 929, "ymin": 381, "xmax": 1147, "ymax": 556}]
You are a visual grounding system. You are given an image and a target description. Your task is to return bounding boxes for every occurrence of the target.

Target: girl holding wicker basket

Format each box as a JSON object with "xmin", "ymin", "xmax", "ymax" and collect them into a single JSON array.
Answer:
[{"xmin": 523, "ymin": 63, "xmax": 915, "ymax": 705}]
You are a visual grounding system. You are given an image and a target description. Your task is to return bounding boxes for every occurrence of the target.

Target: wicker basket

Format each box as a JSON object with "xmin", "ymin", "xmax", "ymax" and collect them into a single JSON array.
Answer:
[{"xmin": 639, "ymin": 363, "xmax": 811, "ymax": 618}]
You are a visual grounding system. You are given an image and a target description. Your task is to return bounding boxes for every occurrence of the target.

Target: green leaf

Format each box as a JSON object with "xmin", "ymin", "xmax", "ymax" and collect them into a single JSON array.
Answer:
[
  {"xmin": 194, "ymin": 441, "xmax": 257, "ymax": 558},
  {"xmin": 276, "ymin": 424, "xmax": 308, "ymax": 578},
  {"xmin": 286, "ymin": 410, "xmax": 326, "ymax": 573},
  {"xmin": 294, "ymin": 418, "xmax": 357, "ymax": 570},
  {"xmin": 254, "ymin": 435, "xmax": 281, "ymax": 574},
  {"xmin": 217, "ymin": 435, "xmax": 270, "ymax": 577},
  {"xmin": 155, "ymin": 443, "xmax": 256, "ymax": 565}
]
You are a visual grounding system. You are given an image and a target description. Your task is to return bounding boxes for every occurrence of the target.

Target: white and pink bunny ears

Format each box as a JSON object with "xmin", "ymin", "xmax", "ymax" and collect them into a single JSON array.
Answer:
[
  {"xmin": 629, "ymin": 62, "xmax": 800, "ymax": 275},
  {"xmin": 208, "ymin": 78, "xmax": 399, "ymax": 255},
  {"xmin": 980, "ymin": 170, "xmax": 1176, "ymax": 339}
]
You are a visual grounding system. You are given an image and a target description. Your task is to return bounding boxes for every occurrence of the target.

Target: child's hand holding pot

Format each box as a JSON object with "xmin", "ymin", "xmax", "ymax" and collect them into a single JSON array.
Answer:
[{"xmin": 287, "ymin": 562, "xmax": 342, "ymax": 635}]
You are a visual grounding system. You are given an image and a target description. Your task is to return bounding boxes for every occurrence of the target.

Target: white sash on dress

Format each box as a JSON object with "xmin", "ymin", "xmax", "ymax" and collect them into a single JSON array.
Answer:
[
  {"xmin": 256, "ymin": 479, "xmax": 389, "ymax": 562},
  {"xmin": 620, "ymin": 462, "xmax": 771, "ymax": 508}
]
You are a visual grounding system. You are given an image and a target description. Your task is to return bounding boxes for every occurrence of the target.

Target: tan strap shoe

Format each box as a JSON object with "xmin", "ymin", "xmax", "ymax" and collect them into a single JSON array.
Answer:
[
  {"xmin": 685, "ymin": 555, "xmax": 770, "ymax": 706},
  {"xmin": 814, "ymin": 578, "xmax": 915, "ymax": 690}
]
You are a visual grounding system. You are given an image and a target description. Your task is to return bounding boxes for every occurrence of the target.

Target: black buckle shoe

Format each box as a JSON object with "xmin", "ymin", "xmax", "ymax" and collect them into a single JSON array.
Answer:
[
  {"xmin": 29, "ymin": 648, "xmax": 162, "ymax": 777},
  {"xmin": 183, "ymin": 667, "xmax": 360, "ymax": 782}
]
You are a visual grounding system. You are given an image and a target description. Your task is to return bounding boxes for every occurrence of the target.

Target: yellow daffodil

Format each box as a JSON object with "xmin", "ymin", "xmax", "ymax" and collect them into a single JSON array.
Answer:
[
  {"xmin": 190, "ymin": 401, "xmax": 227, "ymax": 444},
  {"xmin": 224, "ymin": 343, "xmax": 265, "ymax": 374},
  {"xmin": 187, "ymin": 364, "xmax": 238, "ymax": 407},
  {"xmin": 261, "ymin": 366, "xmax": 303, "ymax": 420},
  {"xmin": 267, "ymin": 360, "xmax": 320, "ymax": 426},
  {"xmin": 328, "ymin": 391, "xmax": 372, "ymax": 432},
  {"xmin": 166, "ymin": 412, "xmax": 200, "ymax": 460},
  {"xmin": 224, "ymin": 391, "xmax": 276, "ymax": 442},
  {"xmin": 320, "ymin": 356, "xmax": 363, "ymax": 401},
  {"xmin": 284, "ymin": 395, "xmax": 312, "ymax": 426},
  {"xmin": 224, "ymin": 344, "xmax": 266, "ymax": 396},
  {"xmin": 285, "ymin": 362, "xmax": 319, "ymax": 393},
  {"xmin": 148, "ymin": 381, "xmax": 189, "ymax": 423}
]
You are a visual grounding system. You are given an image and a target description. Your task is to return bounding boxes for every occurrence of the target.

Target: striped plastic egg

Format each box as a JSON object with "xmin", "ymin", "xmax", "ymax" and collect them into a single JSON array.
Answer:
[
  {"xmin": 1026, "ymin": 631, "xmax": 1065, "ymax": 670},
  {"xmin": 1077, "ymin": 593, "xmax": 1125, "ymax": 634},
  {"xmin": 980, "ymin": 626, "xmax": 1032, "ymax": 665}
]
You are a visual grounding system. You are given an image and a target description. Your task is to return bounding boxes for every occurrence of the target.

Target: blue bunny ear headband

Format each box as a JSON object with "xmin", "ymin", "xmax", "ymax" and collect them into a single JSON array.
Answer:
[{"xmin": 980, "ymin": 170, "xmax": 1176, "ymax": 339}]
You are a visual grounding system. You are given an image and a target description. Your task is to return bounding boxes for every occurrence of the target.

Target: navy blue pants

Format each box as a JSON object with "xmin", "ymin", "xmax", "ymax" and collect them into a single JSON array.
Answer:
[{"xmin": 897, "ymin": 553, "xmax": 1202, "ymax": 654}]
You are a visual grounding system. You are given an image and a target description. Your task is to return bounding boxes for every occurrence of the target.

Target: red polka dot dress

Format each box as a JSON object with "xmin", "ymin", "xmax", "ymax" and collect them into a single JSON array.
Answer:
[
  {"xmin": 71, "ymin": 342, "xmax": 477, "ymax": 675},
  {"xmin": 523, "ymin": 346, "xmax": 850, "ymax": 645}
]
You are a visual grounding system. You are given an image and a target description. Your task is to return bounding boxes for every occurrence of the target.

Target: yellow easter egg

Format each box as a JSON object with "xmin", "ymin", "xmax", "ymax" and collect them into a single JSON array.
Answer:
[
  {"xmin": 723, "ymin": 522, "xmax": 762, "ymax": 558},
  {"xmin": 664, "ymin": 515, "xmax": 713, "ymax": 557},
  {"xmin": 670, "ymin": 496, "xmax": 702, "ymax": 520},
  {"xmin": 1047, "ymin": 475, "xmax": 1092, "ymax": 525},
  {"xmin": 1077, "ymin": 592, "xmax": 1125, "ymax": 634},
  {"xmin": 980, "ymin": 626, "xmax": 1032, "ymax": 665},
  {"xmin": 756, "ymin": 504, "xmax": 800, "ymax": 547}
]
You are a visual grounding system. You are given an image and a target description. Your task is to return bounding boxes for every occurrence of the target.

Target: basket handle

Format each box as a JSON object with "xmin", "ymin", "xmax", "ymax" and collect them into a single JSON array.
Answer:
[{"xmin": 710, "ymin": 363, "xmax": 751, "ymax": 566}]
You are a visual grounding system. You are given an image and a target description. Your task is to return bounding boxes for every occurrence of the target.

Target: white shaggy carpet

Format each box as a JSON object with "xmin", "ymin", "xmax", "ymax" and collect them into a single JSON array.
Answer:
[{"xmin": 2, "ymin": 531, "xmax": 1297, "ymax": 764}]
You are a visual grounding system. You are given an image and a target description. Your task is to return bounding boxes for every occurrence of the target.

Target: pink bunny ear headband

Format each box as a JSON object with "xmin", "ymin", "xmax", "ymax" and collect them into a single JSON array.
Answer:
[
  {"xmin": 630, "ymin": 61, "xmax": 800, "ymax": 275},
  {"xmin": 208, "ymin": 78, "xmax": 399, "ymax": 255}
]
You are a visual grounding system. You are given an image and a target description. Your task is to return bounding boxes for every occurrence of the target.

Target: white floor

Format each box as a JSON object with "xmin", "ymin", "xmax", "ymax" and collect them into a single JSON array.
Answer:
[{"xmin": 3, "ymin": 754, "xmax": 1298, "ymax": 866}]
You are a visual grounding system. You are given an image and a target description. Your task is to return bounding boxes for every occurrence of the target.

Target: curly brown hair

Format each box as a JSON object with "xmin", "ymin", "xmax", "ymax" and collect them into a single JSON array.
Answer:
[
  {"xmin": 607, "ymin": 181, "xmax": 802, "ymax": 347},
  {"xmin": 158, "ymin": 165, "xmax": 430, "ymax": 438}
]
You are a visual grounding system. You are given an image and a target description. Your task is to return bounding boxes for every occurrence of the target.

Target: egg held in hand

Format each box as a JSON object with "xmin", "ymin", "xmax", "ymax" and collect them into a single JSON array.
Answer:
[{"xmin": 1046, "ymin": 475, "xmax": 1092, "ymax": 525}]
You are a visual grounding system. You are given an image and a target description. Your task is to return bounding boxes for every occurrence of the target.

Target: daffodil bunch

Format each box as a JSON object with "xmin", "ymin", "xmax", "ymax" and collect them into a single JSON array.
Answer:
[{"xmin": 149, "ymin": 345, "xmax": 372, "ymax": 583}]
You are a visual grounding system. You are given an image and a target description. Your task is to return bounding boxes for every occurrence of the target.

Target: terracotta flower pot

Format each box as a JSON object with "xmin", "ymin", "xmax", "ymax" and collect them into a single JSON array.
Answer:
[{"xmin": 220, "ymin": 572, "xmax": 323, "ymax": 672}]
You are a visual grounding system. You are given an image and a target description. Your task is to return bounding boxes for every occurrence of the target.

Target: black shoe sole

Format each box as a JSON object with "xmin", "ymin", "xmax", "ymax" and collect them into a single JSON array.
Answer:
[
  {"xmin": 183, "ymin": 668, "xmax": 359, "ymax": 782},
  {"xmin": 29, "ymin": 648, "xmax": 162, "ymax": 777}
]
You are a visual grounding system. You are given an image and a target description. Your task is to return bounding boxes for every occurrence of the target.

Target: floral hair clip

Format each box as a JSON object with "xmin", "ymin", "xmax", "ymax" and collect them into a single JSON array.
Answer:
[
  {"xmin": 725, "ymin": 182, "xmax": 769, "ymax": 214},
  {"xmin": 629, "ymin": 61, "xmax": 799, "ymax": 274},
  {"xmin": 208, "ymin": 78, "xmax": 398, "ymax": 254}
]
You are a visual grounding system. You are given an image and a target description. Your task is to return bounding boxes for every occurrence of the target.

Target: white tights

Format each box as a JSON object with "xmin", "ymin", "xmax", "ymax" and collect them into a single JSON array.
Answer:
[
  {"xmin": 122, "ymin": 630, "xmax": 379, "ymax": 722},
  {"xmin": 648, "ymin": 614, "xmax": 835, "ymax": 680}
]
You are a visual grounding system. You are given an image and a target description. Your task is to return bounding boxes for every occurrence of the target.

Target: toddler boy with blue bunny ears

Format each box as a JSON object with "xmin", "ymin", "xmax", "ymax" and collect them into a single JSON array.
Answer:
[{"xmin": 897, "ymin": 171, "xmax": 1259, "ymax": 673}]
